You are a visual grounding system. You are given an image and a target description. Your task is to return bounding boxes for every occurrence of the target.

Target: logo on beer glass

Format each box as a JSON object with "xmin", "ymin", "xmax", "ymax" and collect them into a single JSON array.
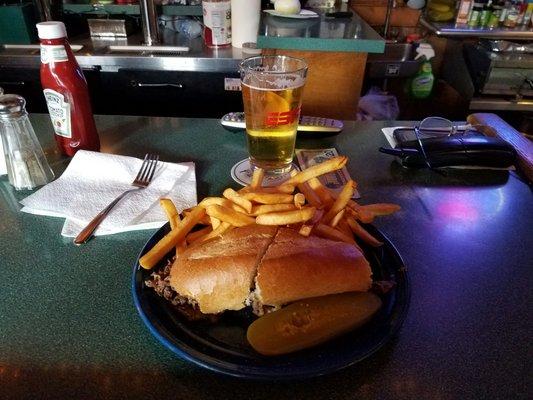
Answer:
[{"xmin": 265, "ymin": 106, "xmax": 301, "ymax": 127}]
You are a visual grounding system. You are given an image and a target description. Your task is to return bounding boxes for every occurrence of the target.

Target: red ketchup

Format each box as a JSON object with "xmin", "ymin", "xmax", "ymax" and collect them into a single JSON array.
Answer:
[{"xmin": 37, "ymin": 21, "xmax": 100, "ymax": 157}]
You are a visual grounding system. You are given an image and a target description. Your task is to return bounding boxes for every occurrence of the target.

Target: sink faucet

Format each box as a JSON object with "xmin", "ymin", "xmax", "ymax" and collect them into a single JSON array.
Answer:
[
  {"xmin": 139, "ymin": 0, "xmax": 160, "ymax": 46},
  {"xmin": 383, "ymin": 0, "xmax": 396, "ymax": 41}
]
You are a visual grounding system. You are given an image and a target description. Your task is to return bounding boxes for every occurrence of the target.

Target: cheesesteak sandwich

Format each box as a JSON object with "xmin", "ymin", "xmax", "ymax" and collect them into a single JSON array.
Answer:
[
  {"xmin": 141, "ymin": 157, "xmax": 401, "ymax": 355},
  {"xmin": 147, "ymin": 224, "xmax": 372, "ymax": 319}
]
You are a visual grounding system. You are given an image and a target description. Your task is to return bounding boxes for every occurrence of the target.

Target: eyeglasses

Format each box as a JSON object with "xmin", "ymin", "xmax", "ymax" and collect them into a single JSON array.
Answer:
[{"xmin": 414, "ymin": 117, "xmax": 487, "ymax": 170}]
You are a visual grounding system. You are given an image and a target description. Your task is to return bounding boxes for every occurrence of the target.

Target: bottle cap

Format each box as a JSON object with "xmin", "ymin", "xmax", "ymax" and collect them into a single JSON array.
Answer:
[
  {"xmin": 0, "ymin": 94, "xmax": 27, "ymax": 119},
  {"xmin": 406, "ymin": 33, "xmax": 421, "ymax": 43},
  {"xmin": 36, "ymin": 21, "xmax": 67, "ymax": 40}
]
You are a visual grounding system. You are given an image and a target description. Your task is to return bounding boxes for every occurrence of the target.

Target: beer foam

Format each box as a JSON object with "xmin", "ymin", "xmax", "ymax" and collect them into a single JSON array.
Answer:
[{"xmin": 242, "ymin": 73, "xmax": 305, "ymax": 91}]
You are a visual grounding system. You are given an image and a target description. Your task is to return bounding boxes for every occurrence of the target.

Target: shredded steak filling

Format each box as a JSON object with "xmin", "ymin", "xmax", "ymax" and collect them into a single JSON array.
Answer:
[{"xmin": 144, "ymin": 259, "xmax": 220, "ymax": 322}]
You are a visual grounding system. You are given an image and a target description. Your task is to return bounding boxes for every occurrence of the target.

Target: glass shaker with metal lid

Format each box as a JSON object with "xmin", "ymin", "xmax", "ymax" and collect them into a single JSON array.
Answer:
[{"xmin": 0, "ymin": 94, "xmax": 55, "ymax": 190}]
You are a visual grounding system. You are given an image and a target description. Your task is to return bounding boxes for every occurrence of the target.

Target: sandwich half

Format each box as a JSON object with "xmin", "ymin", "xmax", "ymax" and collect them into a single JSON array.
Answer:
[
  {"xmin": 169, "ymin": 225, "xmax": 277, "ymax": 314},
  {"xmin": 166, "ymin": 225, "xmax": 372, "ymax": 316},
  {"xmin": 252, "ymin": 227, "xmax": 372, "ymax": 310}
]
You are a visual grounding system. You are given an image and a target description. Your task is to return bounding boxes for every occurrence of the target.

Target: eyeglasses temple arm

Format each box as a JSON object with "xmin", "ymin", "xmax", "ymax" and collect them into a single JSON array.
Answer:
[{"xmin": 379, "ymin": 147, "xmax": 421, "ymax": 157}]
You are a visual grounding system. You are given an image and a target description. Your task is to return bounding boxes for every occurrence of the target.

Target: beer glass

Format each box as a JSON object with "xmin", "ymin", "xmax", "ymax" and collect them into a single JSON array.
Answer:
[{"xmin": 240, "ymin": 55, "xmax": 307, "ymax": 174}]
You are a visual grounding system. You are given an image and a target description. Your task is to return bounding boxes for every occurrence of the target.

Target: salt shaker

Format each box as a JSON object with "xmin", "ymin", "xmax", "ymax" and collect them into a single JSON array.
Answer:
[{"xmin": 0, "ymin": 94, "xmax": 55, "ymax": 190}]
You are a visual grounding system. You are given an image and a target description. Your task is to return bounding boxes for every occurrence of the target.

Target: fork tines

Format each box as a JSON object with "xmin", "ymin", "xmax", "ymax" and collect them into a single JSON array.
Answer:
[{"xmin": 134, "ymin": 153, "xmax": 159, "ymax": 187}]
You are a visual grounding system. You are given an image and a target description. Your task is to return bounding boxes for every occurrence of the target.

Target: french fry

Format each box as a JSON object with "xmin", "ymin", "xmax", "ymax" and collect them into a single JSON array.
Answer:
[
  {"xmin": 307, "ymin": 177, "xmax": 335, "ymax": 208},
  {"xmin": 337, "ymin": 219, "xmax": 362, "ymax": 251},
  {"xmin": 298, "ymin": 208, "xmax": 324, "ymax": 237},
  {"xmin": 345, "ymin": 206, "xmax": 358, "ymax": 218},
  {"xmin": 353, "ymin": 208, "xmax": 375, "ymax": 224},
  {"xmin": 183, "ymin": 209, "xmax": 211, "ymax": 225},
  {"xmin": 346, "ymin": 218, "xmax": 383, "ymax": 247},
  {"xmin": 206, "ymin": 204, "xmax": 255, "ymax": 227},
  {"xmin": 311, "ymin": 208, "xmax": 325, "ymax": 224},
  {"xmin": 347, "ymin": 201, "xmax": 397, "ymax": 223},
  {"xmin": 177, "ymin": 244, "xmax": 187, "ymax": 255},
  {"xmin": 297, "ymin": 182, "xmax": 322, "ymax": 207},
  {"xmin": 199, "ymin": 197, "xmax": 247, "ymax": 214},
  {"xmin": 240, "ymin": 184, "xmax": 295, "ymax": 195},
  {"xmin": 298, "ymin": 224, "xmax": 313, "ymax": 237},
  {"xmin": 336, "ymin": 218, "xmax": 353, "ymax": 238},
  {"xmin": 250, "ymin": 203, "xmax": 297, "ymax": 216},
  {"xmin": 171, "ymin": 214, "xmax": 181, "ymax": 228},
  {"xmin": 347, "ymin": 199, "xmax": 359, "ymax": 210},
  {"xmin": 173, "ymin": 214, "xmax": 188, "ymax": 254},
  {"xmin": 256, "ymin": 207, "xmax": 316, "ymax": 226},
  {"xmin": 359, "ymin": 203, "xmax": 401, "ymax": 216},
  {"xmin": 326, "ymin": 178, "xmax": 357, "ymax": 200},
  {"xmin": 329, "ymin": 209, "xmax": 345, "ymax": 228},
  {"xmin": 294, "ymin": 193, "xmax": 306, "ymax": 209},
  {"xmin": 258, "ymin": 184, "xmax": 295, "ymax": 194},
  {"xmin": 199, "ymin": 222, "xmax": 232, "ymax": 243},
  {"xmin": 139, "ymin": 206, "xmax": 206, "ymax": 269},
  {"xmin": 250, "ymin": 168, "xmax": 265, "ymax": 189},
  {"xmin": 195, "ymin": 215, "xmax": 211, "ymax": 225},
  {"xmin": 314, "ymin": 223, "xmax": 355, "ymax": 245},
  {"xmin": 186, "ymin": 225, "xmax": 213, "ymax": 244},
  {"xmin": 223, "ymin": 188, "xmax": 253, "ymax": 214},
  {"xmin": 285, "ymin": 156, "xmax": 347, "ymax": 185},
  {"xmin": 160, "ymin": 198, "xmax": 179, "ymax": 223},
  {"xmin": 345, "ymin": 202, "xmax": 374, "ymax": 223},
  {"xmin": 210, "ymin": 216, "xmax": 221, "ymax": 230},
  {"xmin": 159, "ymin": 198, "xmax": 185, "ymax": 256},
  {"xmin": 322, "ymin": 180, "xmax": 356, "ymax": 223},
  {"xmin": 242, "ymin": 192, "xmax": 294, "ymax": 204}
]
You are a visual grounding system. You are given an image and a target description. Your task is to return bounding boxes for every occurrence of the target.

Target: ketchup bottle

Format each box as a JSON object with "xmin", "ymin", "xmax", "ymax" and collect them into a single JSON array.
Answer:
[{"xmin": 36, "ymin": 21, "xmax": 100, "ymax": 156}]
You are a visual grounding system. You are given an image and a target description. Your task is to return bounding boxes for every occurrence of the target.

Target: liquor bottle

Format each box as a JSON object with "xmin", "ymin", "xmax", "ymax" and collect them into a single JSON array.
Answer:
[
  {"xmin": 480, "ymin": 0, "xmax": 493, "ymax": 26},
  {"xmin": 504, "ymin": 0, "xmax": 520, "ymax": 27},
  {"xmin": 500, "ymin": 0, "xmax": 511, "ymax": 24},
  {"xmin": 488, "ymin": 0, "xmax": 503, "ymax": 27},
  {"xmin": 523, "ymin": 0, "xmax": 533, "ymax": 25},
  {"xmin": 37, "ymin": 22, "xmax": 100, "ymax": 157},
  {"xmin": 468, "ymin": 1, "xmax": 484, "ymax": 26},
  {"xmin": 456, "ymin": 0, "xmax": 474, "ymax": 24},
  {"xmin": 516, "ymin": 0, "xmax": 527, "ymax": 24}
]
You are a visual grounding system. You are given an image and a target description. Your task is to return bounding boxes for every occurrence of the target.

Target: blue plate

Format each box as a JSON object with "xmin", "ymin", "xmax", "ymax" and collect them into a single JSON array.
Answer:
[{"xmin": 132, "ymin": 224, "xmax": 409, "ymax": 379}]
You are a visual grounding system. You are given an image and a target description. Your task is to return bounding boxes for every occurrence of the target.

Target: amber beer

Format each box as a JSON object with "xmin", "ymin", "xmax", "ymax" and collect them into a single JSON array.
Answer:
[{"xmin": 240, "ymin": 56, "xmax": 307, "ymax": 173}]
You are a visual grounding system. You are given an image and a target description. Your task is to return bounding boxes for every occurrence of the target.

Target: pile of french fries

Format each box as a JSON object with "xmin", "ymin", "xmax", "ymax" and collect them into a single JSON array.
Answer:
[{"xmin": 139, "ymin": 156, "xmax": 400, "ymax": 270}]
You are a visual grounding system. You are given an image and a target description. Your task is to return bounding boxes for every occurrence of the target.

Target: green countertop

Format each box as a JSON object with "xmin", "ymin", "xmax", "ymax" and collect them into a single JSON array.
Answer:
[
  {"xmin": 257, "ymin": 8, "xmax": 385, "ymax": 53},
  {"xmin": 0, "ymin": 114, "xmax": 531, "ymax": 399}
]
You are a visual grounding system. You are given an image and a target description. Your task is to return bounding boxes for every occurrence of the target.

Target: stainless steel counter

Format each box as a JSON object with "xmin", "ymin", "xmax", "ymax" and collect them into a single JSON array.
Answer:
[
  {"xmin": 420, "ymin": 16, "xmax": 533, "ymax": 40},
  {"xmin": 0, "ymin": 29, "xmax": 244, "ymax": 72},
  {"xmin": 1, "ymin": 5, "xmax": 386, "ymax": 72}
]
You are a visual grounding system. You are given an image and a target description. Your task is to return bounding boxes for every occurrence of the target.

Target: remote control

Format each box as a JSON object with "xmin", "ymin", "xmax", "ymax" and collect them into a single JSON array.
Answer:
[{"xmin": 220, "ymin": 112, "xmax": 343, "ymax": 134}]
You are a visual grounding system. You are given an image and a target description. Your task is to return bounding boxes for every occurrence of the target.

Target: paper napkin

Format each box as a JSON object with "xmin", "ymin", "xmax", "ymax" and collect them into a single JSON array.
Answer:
[{"xmin": 20, "ymin": 150, "xmax": 197, "ymax": 237}]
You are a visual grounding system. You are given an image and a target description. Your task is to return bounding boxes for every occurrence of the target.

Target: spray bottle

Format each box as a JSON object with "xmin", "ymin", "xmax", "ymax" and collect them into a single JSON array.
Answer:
[{"xmin": 410, "ymin": 43, "xmax": 436, "ymax": 99}]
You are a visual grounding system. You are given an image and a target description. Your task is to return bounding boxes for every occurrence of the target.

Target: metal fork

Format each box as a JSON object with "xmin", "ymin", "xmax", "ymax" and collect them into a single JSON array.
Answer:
[{"xmin": 74, "ymin": 153, "xmax": 159, "ymax": 245}]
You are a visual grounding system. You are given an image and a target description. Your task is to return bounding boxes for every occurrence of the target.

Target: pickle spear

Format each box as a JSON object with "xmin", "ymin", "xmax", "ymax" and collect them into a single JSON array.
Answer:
[{"xmin": 247, "ymin": 292, "xmax": 382, "ymax": 356}]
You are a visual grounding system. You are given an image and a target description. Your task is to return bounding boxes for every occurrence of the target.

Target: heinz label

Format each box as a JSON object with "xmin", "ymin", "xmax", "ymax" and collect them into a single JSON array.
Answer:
[{"xmin": 43, "ymin": 89, "xmax": 71, "ymax": 138}]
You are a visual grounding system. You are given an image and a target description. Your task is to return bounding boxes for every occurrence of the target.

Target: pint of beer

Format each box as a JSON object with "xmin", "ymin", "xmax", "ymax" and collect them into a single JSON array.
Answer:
[{"xmin": 240, "ymin": 56, "xmax": 307, "ymax": 173}]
